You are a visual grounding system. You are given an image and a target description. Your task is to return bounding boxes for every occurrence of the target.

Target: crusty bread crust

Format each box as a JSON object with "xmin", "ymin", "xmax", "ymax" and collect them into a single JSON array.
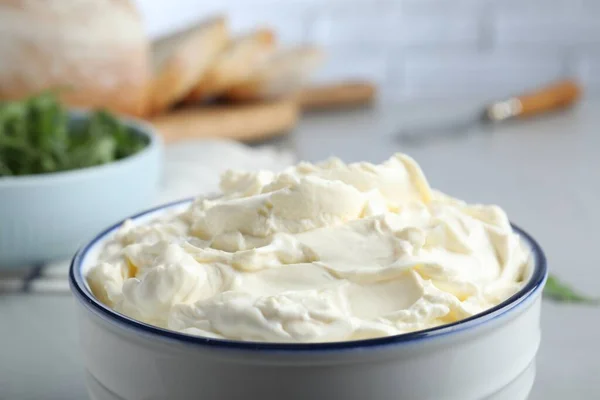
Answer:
[
  {"xmin": 183, "ymin": 28, "xmax": 276, "ymax": 103},
  {"xmin": 224, "ymin": 46, "xmax": 323, "ymax": 102},
  {"xmin": 0, "ymin": 0, "xmax": 150, "ymax": 116},
  {"xmin": 148, "ymin": 16, "xmax": 229, "ymax": 115}
]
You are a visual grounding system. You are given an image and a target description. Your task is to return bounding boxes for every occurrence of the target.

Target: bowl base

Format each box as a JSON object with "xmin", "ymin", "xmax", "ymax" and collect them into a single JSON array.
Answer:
[
  {"xmin": 85, "ymin": 370, "xmax": 126, "ymax": 400},
  {"xmin": 84, "ymin": 361, "xmax": 536, "ymax": 400},
  {"xmin": 486, "ymin": 360, "xmax": 536, "ymax": 400}
]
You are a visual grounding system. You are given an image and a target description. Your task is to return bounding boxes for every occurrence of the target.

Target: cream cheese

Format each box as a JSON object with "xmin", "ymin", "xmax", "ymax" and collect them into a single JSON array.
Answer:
[{"xmin": 87, "ymin": 154, "xmax": 530, "ymax": 343}]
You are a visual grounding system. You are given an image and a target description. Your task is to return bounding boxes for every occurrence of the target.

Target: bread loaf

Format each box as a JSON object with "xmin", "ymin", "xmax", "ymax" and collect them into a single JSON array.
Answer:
[{"xmin": 0, "ymin": 0, "xmax": 149, "ymax": 116}]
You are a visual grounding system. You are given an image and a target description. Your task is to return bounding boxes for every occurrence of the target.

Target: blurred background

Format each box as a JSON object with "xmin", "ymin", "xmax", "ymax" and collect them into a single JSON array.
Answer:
[{"xmin": 137, "ymin": 0, "xmax": 600, "ymax": 100}]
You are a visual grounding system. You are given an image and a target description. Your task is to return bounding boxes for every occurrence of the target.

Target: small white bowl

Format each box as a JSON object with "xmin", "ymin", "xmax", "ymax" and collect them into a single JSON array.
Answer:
[
  {"xmin": 0, "ymin": 112, "xmax": 162, "ymax": 269},
  {"xmin": 70, "ymin": 199, "xmax": 547, "ymax": 400}
]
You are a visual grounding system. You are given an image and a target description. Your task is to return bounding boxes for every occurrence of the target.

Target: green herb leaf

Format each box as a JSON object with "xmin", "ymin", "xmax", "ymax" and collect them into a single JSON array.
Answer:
[
  {"xmin": 543, "ymin": 274, "xmax": 598, "ymax": 304},
  {"xmin": 0, "ymin": 92, "xmax": 147, "ymax": 177}
]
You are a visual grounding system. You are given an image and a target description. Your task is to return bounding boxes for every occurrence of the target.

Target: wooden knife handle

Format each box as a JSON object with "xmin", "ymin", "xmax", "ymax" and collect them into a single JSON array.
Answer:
[
  {"xmin": 486, "ymin": 79, "xmax": 582, "ymax": 121},
  {"xmin": 298, "ymin": 81, "xmax": 376, "ymax": 110},
  {"xmin": 517, "ymin": 79, "xmax": 581, "ymax": 117}
]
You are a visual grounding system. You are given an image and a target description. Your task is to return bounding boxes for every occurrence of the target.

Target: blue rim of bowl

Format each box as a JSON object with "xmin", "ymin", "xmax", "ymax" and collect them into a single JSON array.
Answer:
[
  {"xmin": 0, "ymin": 110, "xmax": 161, "ymax": 186},
  {"xmin": 69, "ymin": 198, "xmax": 548, "ymax": 352}
]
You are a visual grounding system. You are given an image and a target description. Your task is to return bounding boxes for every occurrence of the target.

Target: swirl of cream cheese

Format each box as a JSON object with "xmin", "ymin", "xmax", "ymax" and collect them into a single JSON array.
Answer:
[{"xmin": 87, "ymin": 154, "xmax": 530, "ymax": 342}]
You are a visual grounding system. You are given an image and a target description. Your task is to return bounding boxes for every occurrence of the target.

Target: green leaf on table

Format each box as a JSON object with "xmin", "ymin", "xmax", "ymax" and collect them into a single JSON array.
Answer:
[{"xmin": 543, "ymin": 274, "xmax": 598, "ymax": 304}]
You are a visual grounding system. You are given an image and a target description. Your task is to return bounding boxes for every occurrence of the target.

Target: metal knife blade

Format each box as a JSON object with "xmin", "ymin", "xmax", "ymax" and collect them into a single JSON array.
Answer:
[{"xmin": 396, "ymin": 109, "xmax": 490, "ymax": 146}]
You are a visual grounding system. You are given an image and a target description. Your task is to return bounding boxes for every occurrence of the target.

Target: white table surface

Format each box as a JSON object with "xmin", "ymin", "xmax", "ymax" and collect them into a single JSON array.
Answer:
[{"xmin": 1, "ymin": 100, "xmax": 599, "ymax": 399}]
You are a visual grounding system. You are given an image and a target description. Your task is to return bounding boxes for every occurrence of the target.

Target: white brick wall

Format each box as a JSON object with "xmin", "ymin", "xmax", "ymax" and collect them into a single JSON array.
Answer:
[{"xmin": 135, "ymin": 0, "xmax": 600, "ymax": 99}]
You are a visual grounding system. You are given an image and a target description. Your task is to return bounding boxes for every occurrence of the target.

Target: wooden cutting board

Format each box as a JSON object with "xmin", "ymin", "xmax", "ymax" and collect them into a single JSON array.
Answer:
[{"xmin": 150, "ymin": 81, "xmax": 376, "ymax": 143}]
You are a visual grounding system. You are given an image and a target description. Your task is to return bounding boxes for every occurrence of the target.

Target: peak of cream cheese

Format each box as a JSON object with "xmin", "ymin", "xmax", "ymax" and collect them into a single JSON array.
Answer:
[{"xmin": 87, "ymin": 154, "xmax": 530, "ymax": 343}]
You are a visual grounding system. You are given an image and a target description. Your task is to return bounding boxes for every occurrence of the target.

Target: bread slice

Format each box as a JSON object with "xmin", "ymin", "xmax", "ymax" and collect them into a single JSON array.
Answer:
[
  {"xmin": 148, "ymin": 16, "xmax": 228, "ymax": 115},
  {"xmin": 0, "ymin": 0, "xmax": 149, "ymax": 116},
  {"xmin": 223, "ymin": 46, "xmax": 323, "ymax": 102},
  {"xmin": 184, "ymin": 28, "xmax": 276, "ymax": 103}
]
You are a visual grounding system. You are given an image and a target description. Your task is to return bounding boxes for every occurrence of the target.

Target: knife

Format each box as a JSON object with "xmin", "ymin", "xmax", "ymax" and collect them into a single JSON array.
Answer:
[{"xmin": 397, "ymin": 79, "xmax": 582, "ymax": 145}]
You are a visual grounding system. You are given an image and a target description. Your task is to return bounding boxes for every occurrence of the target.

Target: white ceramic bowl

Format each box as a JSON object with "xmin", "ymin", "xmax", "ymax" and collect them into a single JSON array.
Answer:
[
  {"xmin": 70, "ymin": 199, "xmax": 548, "ymax": 400},
  {"xmin": 0, "ymin": 111, "xmax": 162, "ymax": 269}
]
